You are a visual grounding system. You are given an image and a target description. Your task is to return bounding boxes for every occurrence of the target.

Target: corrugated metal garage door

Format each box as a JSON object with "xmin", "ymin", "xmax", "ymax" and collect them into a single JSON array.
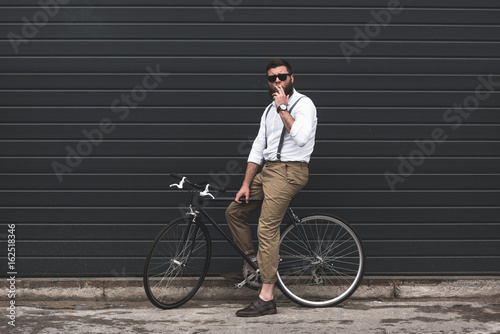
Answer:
[{"xmin": 1, "ymin": 0, "xmax": 499, "ymax": 277}]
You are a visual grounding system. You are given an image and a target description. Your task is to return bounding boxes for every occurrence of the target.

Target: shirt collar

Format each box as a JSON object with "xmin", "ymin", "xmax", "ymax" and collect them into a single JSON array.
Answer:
[{"xmin": 287, "ymin": 88, "xmax": 301, "ymax": 106}]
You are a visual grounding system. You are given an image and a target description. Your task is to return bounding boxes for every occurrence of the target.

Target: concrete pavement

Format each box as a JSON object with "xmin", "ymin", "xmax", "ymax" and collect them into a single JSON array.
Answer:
[
  {"xmin": 2, "ymin": 277, "xmax": 500, "ymax": 333},
  {"xmin": 2, "ymin": 276, "xmax": 500, "ymax": 302},
  {"xmin": 1, "ymin": 299, "xmax": 499, "ymax": 334}
]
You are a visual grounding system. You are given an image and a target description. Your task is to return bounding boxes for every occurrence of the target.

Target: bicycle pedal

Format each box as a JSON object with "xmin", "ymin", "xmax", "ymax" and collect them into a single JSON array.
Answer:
[
  {"xmin": 235, "ymin": 279, "xmax": 247, "ymax": 289},
  {"xmin": 312, "ymin": 274, "xmax": 323, "ymax": 284}
]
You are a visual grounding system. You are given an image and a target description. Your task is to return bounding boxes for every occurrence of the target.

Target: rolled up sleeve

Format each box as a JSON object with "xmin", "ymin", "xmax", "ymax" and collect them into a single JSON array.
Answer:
[
  {"xmin": 247, "ymin": 110, "xmax": 267, "ymax": 165},
  {"xmin": 289, "ymin": 98, "xmax": 316, "ymax": 147}
]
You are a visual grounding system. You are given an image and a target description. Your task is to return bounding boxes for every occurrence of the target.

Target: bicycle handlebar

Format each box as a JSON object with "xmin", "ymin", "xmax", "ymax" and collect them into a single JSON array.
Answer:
[
  {"xmin": 170, "ymin": 173, "xmax": 265, "ymax": 203},
  {"xmin": 170, "ymin": 173, "xmax": 226, "ymax": 193}
]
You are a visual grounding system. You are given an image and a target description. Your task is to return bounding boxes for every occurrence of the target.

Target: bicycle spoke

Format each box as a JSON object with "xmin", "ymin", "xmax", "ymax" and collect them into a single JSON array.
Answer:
[
  {"xmin": 278, "ymin": 215, "xmax": 364, "ymax": 307},
  {"xmin": 144, "ymin": 218, "xmax": 211, "ymax": 309}
]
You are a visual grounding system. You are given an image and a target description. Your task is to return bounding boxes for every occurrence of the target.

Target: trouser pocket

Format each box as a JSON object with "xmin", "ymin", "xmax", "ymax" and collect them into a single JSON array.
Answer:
[{"xmin": 285, "ymin": 163, "xmax": 309, "ymax": 186}]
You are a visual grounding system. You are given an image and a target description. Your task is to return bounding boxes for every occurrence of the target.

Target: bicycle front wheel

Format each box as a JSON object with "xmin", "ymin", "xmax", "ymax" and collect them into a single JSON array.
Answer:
[
  {"xmin": 277, "ymin": 214, "xmax": 364, "ymax": 307},
  {"xmin": 143, "ymin": 217, "xmax": 211, "ymax": 309}
]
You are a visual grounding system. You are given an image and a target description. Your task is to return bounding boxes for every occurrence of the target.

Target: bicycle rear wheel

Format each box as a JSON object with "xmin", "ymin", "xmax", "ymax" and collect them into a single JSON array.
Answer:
[
  {"xmin": 277, "ymin": 214, "xmax": 364, "ymax": 307},
  {"xmin": 143, "ymin": 217, "xmax": 211, "ymax": 309}
]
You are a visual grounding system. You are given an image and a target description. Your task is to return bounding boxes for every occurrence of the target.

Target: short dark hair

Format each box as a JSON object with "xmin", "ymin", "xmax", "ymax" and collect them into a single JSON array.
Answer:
[{"xmin": 266, "ymin": 59, "xmax": 292, "ymax": 74}]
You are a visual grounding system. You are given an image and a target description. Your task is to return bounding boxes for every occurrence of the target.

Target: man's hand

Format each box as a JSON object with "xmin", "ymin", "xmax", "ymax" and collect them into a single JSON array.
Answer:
[
  {"xmin": 272, "ymin": 84, "xmax": 289, "ymax": 107},
  {"xmin": 235, "ymin": 162, "xmax": 259, "ymax": 203},
  {"xmin": 235, "ymin": 185, "xmax": 250, "ymax": 203},
  {"xmin": 273, "ymin": 84, "xmax": 295, "ymax": 133}
]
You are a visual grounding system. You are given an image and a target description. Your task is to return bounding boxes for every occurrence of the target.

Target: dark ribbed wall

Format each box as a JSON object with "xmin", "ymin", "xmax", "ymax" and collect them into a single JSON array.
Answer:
[{"xmin": 1, "ymin": 0, "xmax": 499, "ymax": 277}]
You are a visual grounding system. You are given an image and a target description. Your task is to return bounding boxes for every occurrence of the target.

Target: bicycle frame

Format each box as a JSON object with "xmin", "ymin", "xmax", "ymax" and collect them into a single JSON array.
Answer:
[
  {"xmin": 189, "ymin": 195, "xmax": 320, "ymax": 273},
  {"xmin": 188, "ymin": 195, "xmax": 260, "ymax": 272}
]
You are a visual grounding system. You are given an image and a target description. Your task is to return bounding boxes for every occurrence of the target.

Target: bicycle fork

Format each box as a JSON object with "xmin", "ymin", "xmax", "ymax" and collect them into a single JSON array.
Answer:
[{"xmin": 172, "ymin": 208, "xmax": 201, "ymax": 267}]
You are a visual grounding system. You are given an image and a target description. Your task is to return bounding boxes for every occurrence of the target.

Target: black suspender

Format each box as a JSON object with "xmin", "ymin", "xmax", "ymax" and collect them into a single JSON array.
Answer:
[
  {"xmin": 277, "ymin": 96, "xmax": 305, "ymax": 159},
  {"xmin": 263, "ymin": 103, "xmax": 273, "ymax": 150},
  {"xmin": 263, "ymin": 96, "xmax": 306, "ymax": 159}
]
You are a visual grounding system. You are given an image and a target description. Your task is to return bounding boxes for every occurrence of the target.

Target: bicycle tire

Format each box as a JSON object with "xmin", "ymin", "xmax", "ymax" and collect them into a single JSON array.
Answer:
[
  {"xmin": 277, "ymin": 214, "xmax": 364, "ymax": 307},
  {"xmin": 143, "ymin": 217, "xmax": 211, "ymax": 309}
]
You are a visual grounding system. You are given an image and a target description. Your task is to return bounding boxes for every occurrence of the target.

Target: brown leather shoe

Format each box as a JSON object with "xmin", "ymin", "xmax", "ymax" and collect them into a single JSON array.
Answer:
[{"xmin": 236, "ymin": 297, "xmax": 277, "ymax": 317}]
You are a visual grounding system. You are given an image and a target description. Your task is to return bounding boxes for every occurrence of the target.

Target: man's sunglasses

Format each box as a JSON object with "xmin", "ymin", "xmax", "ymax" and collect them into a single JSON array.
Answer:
[{"xmin": 267, "ymin": 73, "xmax": 291, "ymax": 83}]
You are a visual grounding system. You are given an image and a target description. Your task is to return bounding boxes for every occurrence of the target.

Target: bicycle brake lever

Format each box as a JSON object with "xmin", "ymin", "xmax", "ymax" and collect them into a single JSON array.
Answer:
[
  {"xmin": 200, "ymin": 184, "xmax": 215, "ymax": 199},
  {"xmin": 170, "ymin": 177, "xmax": 186, "ymax": 189}
]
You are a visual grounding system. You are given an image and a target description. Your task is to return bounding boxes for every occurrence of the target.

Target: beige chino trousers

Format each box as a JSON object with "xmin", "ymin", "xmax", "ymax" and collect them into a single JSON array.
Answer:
[{"xmin": 225, "ymin": 161, "xmax": 308, "ymax": 284}]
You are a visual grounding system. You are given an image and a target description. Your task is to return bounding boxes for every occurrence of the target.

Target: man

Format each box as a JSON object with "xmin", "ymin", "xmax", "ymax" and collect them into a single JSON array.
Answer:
[{"xmin": 224, "ymin": 59, "xmax": 318, "ymax": 317}]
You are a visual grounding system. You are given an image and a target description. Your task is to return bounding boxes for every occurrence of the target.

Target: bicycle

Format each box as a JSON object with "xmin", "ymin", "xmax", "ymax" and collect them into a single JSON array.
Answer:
[{"xmin": 143, "ymin": 173, "xmax": 365, "ymax": 309}]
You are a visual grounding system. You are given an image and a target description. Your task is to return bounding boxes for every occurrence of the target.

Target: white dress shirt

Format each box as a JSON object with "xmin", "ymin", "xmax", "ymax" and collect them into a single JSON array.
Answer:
[{"xmin": 248, "ymin": 89, "xmax": 317, "ymax": 165}]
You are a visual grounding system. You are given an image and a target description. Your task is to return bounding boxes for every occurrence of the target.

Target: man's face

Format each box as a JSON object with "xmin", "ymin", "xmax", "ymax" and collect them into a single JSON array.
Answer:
[{"xmin": 267, "ymin": 65, "xmax": 294, "ymax": 100}]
